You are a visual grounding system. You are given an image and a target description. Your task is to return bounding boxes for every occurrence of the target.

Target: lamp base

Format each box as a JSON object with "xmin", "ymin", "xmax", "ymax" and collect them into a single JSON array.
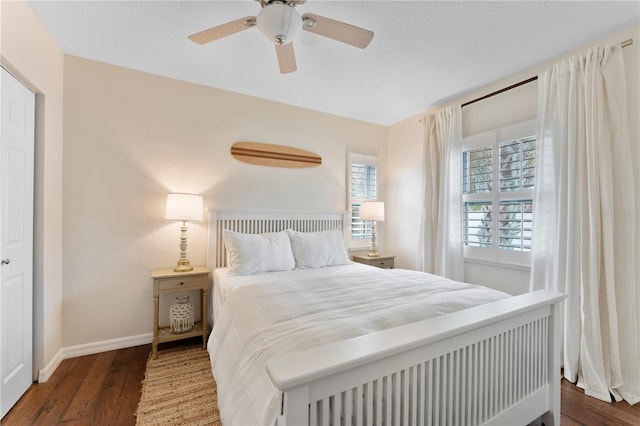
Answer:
[
  {"xmin": 174, "ymin": 259, "xmax": 193, "ymax": 272},
  {"xmin": 368, "ymin": 222, "xmax": 379, "ymax": 257}
]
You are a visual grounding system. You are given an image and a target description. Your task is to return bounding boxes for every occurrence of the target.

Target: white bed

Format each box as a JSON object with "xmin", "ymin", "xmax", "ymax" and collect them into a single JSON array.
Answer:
[{"xmin": 206, "ymin": 210, "xmax": 565, "ymax": 426}]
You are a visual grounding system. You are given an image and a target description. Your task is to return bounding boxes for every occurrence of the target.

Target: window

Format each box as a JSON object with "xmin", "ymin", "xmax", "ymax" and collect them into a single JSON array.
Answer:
[
  {"xmin": 348, "ymin": 153, "xmax": 378, "ymax": 240},
  {"xmin": 462, "ymin": 120, "xmax": 536, "ymax": 266}
]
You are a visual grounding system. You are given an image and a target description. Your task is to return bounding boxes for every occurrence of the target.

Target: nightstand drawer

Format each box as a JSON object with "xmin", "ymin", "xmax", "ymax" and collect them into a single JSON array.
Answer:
[
  {"xmin": 352, "ymin": 254, "xmax": 395, "ymax": 269},
  {"xmin": 156, "ymin": 276, "xmax": 207, "ymax": 291},
  {"xmin": 367, "ymin": 258, "xmax": 393, "ymax": 268}
]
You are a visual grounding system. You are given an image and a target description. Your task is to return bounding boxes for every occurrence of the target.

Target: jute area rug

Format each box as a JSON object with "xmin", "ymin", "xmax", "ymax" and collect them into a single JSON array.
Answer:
[{"xmin": 136, "ymin": 345, "xmax": 222, "ymax": 426}]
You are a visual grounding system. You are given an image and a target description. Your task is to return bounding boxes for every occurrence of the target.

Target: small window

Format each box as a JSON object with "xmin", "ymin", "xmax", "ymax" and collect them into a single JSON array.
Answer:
[
  {"xmin": 499, "ymin": 136, "xmax": 536, "ymax": 192},
  {"xmin": 461, "ymin": 120, "xmax": 536, "ymax": 266},
  {"xmin": 498, "ymin": 200, "xmax": 533, "ymax": 251},
  {"xmin": 463, "ymin": 146, "xmax": 493, "ymax": 194},
  {"xmin": 463, "ymin": 201, "xmax": 492, "ymax": 248},
  {"xmin": 348, "ymin": 154, "xmax": 378, "ymax": 240}
]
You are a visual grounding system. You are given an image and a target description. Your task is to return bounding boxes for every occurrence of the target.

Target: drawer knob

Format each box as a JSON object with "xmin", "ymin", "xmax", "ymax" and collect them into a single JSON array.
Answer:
[{"xmin": 180, "ymin": 282, "xmax": 184, "ymax": 286}]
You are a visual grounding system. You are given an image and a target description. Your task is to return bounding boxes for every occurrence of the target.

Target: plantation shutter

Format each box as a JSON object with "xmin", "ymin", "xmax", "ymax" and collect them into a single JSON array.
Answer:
[{"xmin": 350, "ymin": 159, "xmax": 377, "ymax": 239}]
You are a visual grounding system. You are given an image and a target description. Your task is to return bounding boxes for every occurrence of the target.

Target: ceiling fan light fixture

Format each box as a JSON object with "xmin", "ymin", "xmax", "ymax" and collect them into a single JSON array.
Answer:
[{"xmin": 257, "ymin": 3, "xmax": 302, "ymax": 45}]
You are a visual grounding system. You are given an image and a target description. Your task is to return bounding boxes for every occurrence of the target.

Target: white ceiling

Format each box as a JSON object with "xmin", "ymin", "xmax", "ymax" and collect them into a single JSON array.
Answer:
[{"xmin": 28, "ymin": 1, "xmax": 639, "ymax": 126}]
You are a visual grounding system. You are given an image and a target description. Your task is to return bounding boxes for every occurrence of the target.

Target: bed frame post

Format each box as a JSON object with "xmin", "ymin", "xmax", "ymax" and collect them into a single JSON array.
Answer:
[
  {"xmin": 542, "ymin": 300, "xmax": 562, "ymax": 426},
  {"xmin": 278, "ymin": 386, "xmax": 309, "ymax": 426}
]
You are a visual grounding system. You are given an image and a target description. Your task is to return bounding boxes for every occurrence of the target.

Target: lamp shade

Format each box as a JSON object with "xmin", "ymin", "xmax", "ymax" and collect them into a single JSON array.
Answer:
[
  {"xmin": 165, "ymin": 193, "xmax": 203, "ymax": 222},
  {"xmin": 360, "ymin": 201, "xmax": 385, "ymax": 222},
  {"xmin": 257, "ymin": 3, "xmax": 302, "ymax": 45}
]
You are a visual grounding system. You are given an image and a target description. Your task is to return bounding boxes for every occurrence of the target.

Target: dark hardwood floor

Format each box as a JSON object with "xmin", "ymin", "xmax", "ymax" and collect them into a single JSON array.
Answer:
[
  {"xmin": 3, "ymin": 342, "xmax": 640, "ymax": 425},
  {"xmin": 560, "ymin": 378, "xmax": 640, "ymax": 426},
  {"xmin": 2, "ymin": 344, "xmax": 149, "ymax": 425}
]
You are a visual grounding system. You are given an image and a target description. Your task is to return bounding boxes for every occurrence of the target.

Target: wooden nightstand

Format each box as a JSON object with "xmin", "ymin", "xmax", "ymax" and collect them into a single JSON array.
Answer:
[
  {"xmin": 151, "ymin": 266, "xmax": 210, "ymax": 359},
  {"xmin": 352, "ymin": 254, "xmax": 395, "ymax": 269}
]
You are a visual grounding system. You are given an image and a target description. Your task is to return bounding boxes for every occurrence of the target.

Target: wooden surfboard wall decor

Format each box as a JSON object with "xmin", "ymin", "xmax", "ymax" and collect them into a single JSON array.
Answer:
[{"xmin": 230, "ymin": 142, "xmax": 322, "ymax": 168}]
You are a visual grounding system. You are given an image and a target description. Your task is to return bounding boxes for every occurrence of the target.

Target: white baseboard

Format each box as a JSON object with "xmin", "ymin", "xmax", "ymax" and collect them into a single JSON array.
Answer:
[
  {"xmin": 38, "ymin": 349, "xmax": 64, "ymax": 383},
  {"xmin": 62, "ymin": 333, "xmax": 153, "ymax": 359},
  {"xmin": 38, "ymin": 333, "xmax": 153, "ymax": 383}
]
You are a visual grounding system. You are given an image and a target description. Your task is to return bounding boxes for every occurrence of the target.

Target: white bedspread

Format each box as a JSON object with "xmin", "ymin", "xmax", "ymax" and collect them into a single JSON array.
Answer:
[
  {"xmin": 212, "ymin": 264, "xmax": 375, "ymax": 323},
  {"xmin": 208, "ymin": 265, "xmax": 509, "ymax": 426}
]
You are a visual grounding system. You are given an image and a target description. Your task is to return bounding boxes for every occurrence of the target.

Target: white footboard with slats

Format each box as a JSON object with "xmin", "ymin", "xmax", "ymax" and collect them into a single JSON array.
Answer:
[
  {"xmin": 268, "ymin": 290, "xmax": 565, "ymax": 426},
  {"xmin": 207, "ymin": 210, "xmax": 566, "ymax": 426}
]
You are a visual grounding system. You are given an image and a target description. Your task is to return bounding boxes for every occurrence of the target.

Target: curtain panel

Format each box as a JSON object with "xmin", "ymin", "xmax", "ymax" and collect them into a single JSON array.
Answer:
[
  {"xmin": 417, "ymin": 105, "xmax": 464, "ymax": 281},
  {"xmin": 530, "ymin": 45, "xmax": 639, "ymax": 404}
]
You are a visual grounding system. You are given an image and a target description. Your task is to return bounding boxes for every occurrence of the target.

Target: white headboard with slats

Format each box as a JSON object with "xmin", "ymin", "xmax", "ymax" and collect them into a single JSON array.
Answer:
[{"xmin": 207, "ymin": 210, "xmax": 347, "ymax": 269}]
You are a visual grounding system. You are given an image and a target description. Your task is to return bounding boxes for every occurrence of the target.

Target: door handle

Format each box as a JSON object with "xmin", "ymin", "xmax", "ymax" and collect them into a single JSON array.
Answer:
[{"xmin": 1, "ymin": 259, "xmax": 9, "ymax": 265}]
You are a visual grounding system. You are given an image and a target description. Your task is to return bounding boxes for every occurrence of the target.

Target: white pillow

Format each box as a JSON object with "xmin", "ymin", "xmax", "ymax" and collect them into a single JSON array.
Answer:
[
  {"xmin": 223, "ymin": 230, "xmax": 295, "ymax": 276},
  {"xmin": 287, "ymin": 229, "xmax": 351, "ymax": 268}
]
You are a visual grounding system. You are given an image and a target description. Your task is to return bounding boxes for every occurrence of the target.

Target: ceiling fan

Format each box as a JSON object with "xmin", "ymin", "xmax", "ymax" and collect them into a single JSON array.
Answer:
[{"xmin": 188, "ymin": 0, "xmax": 374, "ymax": 74}]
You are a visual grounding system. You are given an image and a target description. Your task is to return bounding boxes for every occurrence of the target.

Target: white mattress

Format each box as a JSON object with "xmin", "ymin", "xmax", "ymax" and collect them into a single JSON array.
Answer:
[{"xmin": 208, "ymin": 265, "xmax": 509, "ymax": 426}]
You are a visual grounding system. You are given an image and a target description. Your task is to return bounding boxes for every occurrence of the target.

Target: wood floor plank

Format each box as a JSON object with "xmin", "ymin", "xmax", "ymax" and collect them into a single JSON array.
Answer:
[
  {"xmin": 91, "ymin": 344, "xmax": 147, "ymax": 426},
  {"xmin": 0, "ymin": 356, "xmax": 77, "ymax": 423},
  {"xmin": 560, "ymin": 378, "xmax": 640, "ymax": 426},
  {"xmin": 111, "ymin": 345, "xmax": 150, "ymax": 425},
  {"xmin": 8, "ymin": 354, "xmax": 96, "ymax": 425},
  {"xmin": 60, "ymin": 350, "xmax": 117, "ymax": 423},
  {"xmin": 3, "ymin": 343, "xmax": 640, "ymax": 425}
]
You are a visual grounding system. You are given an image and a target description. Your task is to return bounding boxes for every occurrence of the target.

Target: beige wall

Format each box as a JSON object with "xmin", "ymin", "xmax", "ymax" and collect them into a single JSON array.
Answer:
[
  {"xmin": 387, "ymin": 24, "xmax": 640, "ymax": 295},
  {"xmin": 0, "ymin": 0, "xmax": 65, "ymax": 378},
  {"xmin": 62, "ymin": 56, "xmax": 387, "ymax": 347}
]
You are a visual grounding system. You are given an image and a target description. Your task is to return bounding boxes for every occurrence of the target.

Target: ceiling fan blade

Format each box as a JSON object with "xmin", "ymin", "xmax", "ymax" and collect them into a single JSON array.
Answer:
[
  {"xmin": 302, "ymin": 13, "xmax": 373, "ymax": 49},
  {"xmin": 188, "ymin": 16, "xmax": 256, "ymax": 45},
  {"xmin": 275, "ymin": 43, "xmax": 297, "ymax": 74}
]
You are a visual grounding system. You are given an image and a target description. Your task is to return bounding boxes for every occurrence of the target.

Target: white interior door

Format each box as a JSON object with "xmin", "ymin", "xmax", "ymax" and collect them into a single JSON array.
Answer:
[{"xmin": 1, "ymin": 67, "xmax": 35, "ymax": 418}]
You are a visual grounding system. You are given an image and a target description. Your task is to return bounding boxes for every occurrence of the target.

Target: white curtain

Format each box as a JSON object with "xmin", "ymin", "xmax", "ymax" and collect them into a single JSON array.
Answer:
[
  {"xmin": 417, "ymin": 105, "xmax": 464, "ymax": 281},
  {"xmin": 530, "ymin": 44, "xmax": 639, "ymax": 404}
]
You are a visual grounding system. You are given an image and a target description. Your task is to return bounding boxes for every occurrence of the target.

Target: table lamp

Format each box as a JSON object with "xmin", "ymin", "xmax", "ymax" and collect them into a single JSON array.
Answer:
[
  {"xmin": 165, "ymin": 193, "xmax": 203, "ymax": 272},
  {"xmin": 360, "ymin": 201, "xmax": 385, "ymax": 257}
]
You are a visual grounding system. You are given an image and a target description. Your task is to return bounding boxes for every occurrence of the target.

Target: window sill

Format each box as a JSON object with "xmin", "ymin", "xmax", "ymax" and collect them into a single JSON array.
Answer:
[{"xmin": 464, "ymin": 257, "xmax": 531, "ymax": 272}]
